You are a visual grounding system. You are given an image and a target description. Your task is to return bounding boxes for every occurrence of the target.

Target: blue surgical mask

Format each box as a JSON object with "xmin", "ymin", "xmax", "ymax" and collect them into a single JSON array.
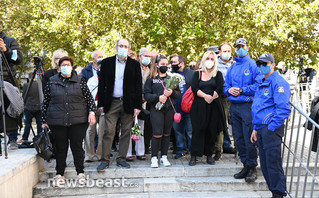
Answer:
[
  {"xmin": 61, "ymin": 66, "xmax": 72, "ymax": 76},
  {"xmin": 260, "ymin": 65, "xmax": 271, "ymax": 75},
  {"xmin": 221, "ymin": 53, "xmax": 231, "ymax": 61},
  {"xmin": 142, "ymin": 57, "xmax": 151, "ymax": 65},
  {"xmin": 236, "ymin": 48, "xmax": 248, "ymax": 58},
  {"xmin": 118, "ymin": 47, "xmax": 128, "ymax": 58},
  {"xmin": 97, "ymin": 58, "xmax": 103, "ymax": 65}
]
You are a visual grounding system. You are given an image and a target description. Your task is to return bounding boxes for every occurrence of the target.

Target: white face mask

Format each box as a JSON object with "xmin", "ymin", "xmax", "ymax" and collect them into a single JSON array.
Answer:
[
  {"xmin": 205, "ymin": 60, "xmax": 214, "ymax": 69},
  {"xmin": 61, "ymin": 66, "xmax": 72, "ymax": 76}
]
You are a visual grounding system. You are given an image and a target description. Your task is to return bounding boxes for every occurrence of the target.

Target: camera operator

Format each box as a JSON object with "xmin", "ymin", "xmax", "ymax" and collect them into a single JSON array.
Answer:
[{"xmin": 0, "ymin": 20, "xmax": 23, "ymax": 150}]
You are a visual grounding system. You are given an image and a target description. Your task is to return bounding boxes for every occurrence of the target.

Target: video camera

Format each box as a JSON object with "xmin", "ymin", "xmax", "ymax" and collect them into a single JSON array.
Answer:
[{"xmin": 33, "ymin": 56, "xmax": 43, "ymax": 70}]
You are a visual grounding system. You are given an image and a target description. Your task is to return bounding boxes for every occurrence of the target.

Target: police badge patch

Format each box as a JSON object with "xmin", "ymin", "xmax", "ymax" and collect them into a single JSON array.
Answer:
[
  {"xmin": 264, "ymin": 89, "xmax": 269, "ymax": 96},
  {"xmin": 278, "ymin": 86, "xmax": 285, "ymax": 93},
  {"xmin": 244, "ymin": 69, "xmax": 250, "ymax": 76}
]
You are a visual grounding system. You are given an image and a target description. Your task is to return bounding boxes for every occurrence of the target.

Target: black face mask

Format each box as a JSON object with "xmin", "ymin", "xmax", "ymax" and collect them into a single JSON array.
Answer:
[
  {"xmin": 171, "ymin": 64, "xmax": 180, "ymax": 73},
  {"xmin": 159, "ymin": 66, "xmax": 168, "ymax": 73}
]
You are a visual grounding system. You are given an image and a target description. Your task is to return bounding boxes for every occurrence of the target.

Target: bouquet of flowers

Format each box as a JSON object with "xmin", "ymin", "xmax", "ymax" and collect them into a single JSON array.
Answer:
[
  {"xmin": 131, "ymin": 117, "xmax": 143, "ymax": 141},
  {"xmin": 155, "ymin": 73, "xmax": 183, "ymax": 110}
]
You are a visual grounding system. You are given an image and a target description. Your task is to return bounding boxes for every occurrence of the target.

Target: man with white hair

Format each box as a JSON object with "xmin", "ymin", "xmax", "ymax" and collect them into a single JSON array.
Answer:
[
  {"xmin": 277, "ymin": 61, "xmax": 297, "ymax": 90},
  {"xmin": 126, "ymin": 47, "xmax": 151, "ymax": 161},
  {"xmin": 82, "ymin": 50, "xmax": 104, "ymax": 162}
]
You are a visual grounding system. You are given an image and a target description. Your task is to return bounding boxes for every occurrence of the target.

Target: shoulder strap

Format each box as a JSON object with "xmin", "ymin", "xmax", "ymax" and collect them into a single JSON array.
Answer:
[{"xmin": 198, "ymin": 71, "xmax": 201, "ymax": 80}]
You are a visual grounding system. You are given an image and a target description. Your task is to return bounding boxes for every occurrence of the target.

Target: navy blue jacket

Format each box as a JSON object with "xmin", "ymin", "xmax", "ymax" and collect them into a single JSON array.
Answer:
[
  {"xmin": 81, "ymin": 62, "xmax": 94, "ymax": 82},
  {"xmin": 251, "ymin": 71, "xmax": 291, "ymax": 131},
  {"xmin": 224, "ymin": 54, "xmax": 262, "ymax": 103}
]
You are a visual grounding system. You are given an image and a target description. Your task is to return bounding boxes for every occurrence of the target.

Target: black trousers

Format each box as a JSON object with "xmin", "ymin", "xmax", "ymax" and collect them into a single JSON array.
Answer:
[{"xmin": 50, "ymin": 123, "xmax": 88, "ymax": 176}]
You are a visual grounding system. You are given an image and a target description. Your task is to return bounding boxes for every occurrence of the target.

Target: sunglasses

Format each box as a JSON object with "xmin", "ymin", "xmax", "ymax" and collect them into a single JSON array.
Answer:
[{"xmin": 256, "ymin": 61, "xmax": 270, "ymax": 67}]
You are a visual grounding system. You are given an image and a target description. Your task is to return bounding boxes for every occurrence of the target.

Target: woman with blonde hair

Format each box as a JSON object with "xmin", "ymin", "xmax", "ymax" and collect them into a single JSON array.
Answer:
[{"xmin": 189, "ymin": 51, "xmax": 226, "ymax": 166}]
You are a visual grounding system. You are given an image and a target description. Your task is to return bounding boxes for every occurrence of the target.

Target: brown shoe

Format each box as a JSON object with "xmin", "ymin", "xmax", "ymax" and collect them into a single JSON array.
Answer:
[{"xmin": 17, "ymin": 139, "xmax": 27, "ymax": 143}]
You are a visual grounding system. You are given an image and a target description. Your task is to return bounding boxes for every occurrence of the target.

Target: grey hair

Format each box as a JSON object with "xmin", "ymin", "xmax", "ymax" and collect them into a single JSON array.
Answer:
[
  {"xmin": 116, "ymin": 39, "xmax": 131, "ymax": 48},
  {"xmin": 51, "ymin": 49, "xmax": 68, "ymax": 68},
  {"xmin": 139, "ymin": 47, "xmax": 150, "ymax": 56},
  {"xmin": 91, "ymin": 51, "xmax": 100, "ymax": 59}
]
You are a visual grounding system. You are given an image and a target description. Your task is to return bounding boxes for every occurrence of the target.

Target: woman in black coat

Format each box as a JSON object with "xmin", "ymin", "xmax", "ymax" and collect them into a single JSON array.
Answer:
[
  {"xmin": 189, "ymin": 51, "xmax": 226, "ymax": 166},
  {"xmin": 41, "ymin": 56, "xmax": 96, "ymax": 187}
]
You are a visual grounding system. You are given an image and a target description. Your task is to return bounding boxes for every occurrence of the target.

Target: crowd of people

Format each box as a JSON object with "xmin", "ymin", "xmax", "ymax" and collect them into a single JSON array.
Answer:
[{"xmin": 0, "ymin": 17, "xmax": 292, "ymax": 197}]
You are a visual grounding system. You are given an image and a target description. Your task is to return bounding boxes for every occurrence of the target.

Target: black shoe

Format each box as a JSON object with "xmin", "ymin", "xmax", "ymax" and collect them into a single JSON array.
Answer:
[
  {"xmin": 245, "ymin": 166, "xmax": 257, "ymax": 183},
  {"xmin": 97, "ymin": 162, "xmax": 109, "ymax": 171},
  {"xmin": 126, "ymin": 156, "xmax": 134, "ymax": 161},
  {"xmin": 136, "ymin": 155, "xmax": 146, "ymax": 160},
  {"xmin": 223, "ymin": 147, "xmax": 236, "ymax": 154},
  {"xmin": 213, "ymin": 151, "xmax": 222, "ymax": 161},
  {"xmin": 234, "ymin": 164, "xmax": 249, "ymax": 179},
  {"xmin": 175, "ymin": 153, "xmax": 186, "ymax": 159},
  {"xmin": 207, "ymin": 156, "xmax": 215, "ymax": 165},
  {"xmin": 145, "ymin": 148, "xmax": 151, "ymax": 154},
  {"xmin": 173, "ymin": 149, "xmax": 177, "ymax": 154},
  {"xmin": 189, "ymin": 156, "xmax": 196, "ymax": 166},
  {"xmin": 117, "ymin": 160, "xmax": 131, "ymax": 168},
  {"xmin": 272, "ymin": 192, "xmax": 283, "ymax": 198}
]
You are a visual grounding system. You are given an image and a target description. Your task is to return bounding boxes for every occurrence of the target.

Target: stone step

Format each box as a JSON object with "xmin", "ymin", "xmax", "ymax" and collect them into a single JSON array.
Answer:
[
  {"xmin": 44, "ymin": 191, "xmax": 273, "ymax": 198},
  {"xmin": 38, "ymin": 163, "xmax": 316, "ymax": 182},
  {"xmin": 33, "ymin": 176, "xmax": 319, "ymax": 197}
]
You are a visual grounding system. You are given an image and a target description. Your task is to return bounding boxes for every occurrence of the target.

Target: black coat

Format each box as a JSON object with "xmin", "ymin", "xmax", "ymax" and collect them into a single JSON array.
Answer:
[
  {"xmin": 307, "ymin": 97, "xmax": 319, "ymax": 152},
  {"xmin": 97, "ymin": 55, "xmax": 142, "ymax": 114},
  {"xmin": 42, "ymin": 69, "xmax": 58, "ymax": 89},
  {"xmin": 0, "ymin": 31, "xmax": 23, "ymax": 86}
]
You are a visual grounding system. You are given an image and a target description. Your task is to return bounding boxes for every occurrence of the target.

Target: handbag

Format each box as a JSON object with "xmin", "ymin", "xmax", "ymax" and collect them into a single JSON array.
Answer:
[
  {"xmin": 181, "ymin": 71, "xmax": 201, "ymax": 113},
  {"xmin": 33, "ymin": 127, "xmax": 54, "ymax": 160}
]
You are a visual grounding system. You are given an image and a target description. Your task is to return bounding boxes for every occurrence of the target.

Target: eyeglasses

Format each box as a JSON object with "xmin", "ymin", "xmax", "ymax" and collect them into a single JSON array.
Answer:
[
  {"xmin": 189, "ymin": 65, "xmax": 196, "ymax": 67},
  {"xmin": 118, "ymin": 44, "xmax": 129, "ymax": 49},
  {"xmin": 256, "ymin": 61, "xmax": 270, "ymax": 67}
]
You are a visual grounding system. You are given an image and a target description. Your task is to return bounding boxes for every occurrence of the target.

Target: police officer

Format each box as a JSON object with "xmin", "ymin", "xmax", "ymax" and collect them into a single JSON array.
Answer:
[
  {"xmin": 251, "ymin": 53, "xmax": 291, "ymax": 198},
  {"xmin": 224, "ymin": 38, "xmax": 262, "ymax": 183}
]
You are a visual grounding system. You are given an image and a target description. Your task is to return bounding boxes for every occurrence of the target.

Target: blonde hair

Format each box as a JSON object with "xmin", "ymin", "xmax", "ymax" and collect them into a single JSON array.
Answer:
[
  {"xmin": 201, "ymin": 51, "xmax": 218, "ymax": 77},
  {"xmin": 51, "ymin": 49, "xmax": 68, "ymax": 68}
]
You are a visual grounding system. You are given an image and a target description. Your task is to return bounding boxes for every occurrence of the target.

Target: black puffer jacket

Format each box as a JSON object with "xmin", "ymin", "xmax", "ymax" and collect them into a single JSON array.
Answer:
[
  {"xmin": 0, "ymin": 31, "xmax": 23, "ymax": 85},
  {"xmin": 46, "ymin": 72, "xmax": 88, "ymax": 126}
]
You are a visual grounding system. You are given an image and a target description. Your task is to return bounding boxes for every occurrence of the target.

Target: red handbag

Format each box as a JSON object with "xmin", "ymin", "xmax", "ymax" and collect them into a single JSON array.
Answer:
[{"xmin": 181, "ymin": 71, "xmax": 201, "ymax": 113}]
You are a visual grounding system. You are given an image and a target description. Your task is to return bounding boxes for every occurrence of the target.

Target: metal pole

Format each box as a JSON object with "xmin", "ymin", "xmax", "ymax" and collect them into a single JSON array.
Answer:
[{"xmin": 0, "ymin": 52, "xmax": 8, "ymax": 159}]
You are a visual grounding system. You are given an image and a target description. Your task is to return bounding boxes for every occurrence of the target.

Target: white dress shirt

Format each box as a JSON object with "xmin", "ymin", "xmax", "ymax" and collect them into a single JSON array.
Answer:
[{"xmin": 113, "ymin": 56, "xmax": 127, "ymax": 97}]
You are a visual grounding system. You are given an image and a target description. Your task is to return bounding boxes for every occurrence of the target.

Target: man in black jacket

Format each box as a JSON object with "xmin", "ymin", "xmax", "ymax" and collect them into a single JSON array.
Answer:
[
  {"xmin": 0, "ymin": 20, "xmax": 23, "ymax": 150},
  {"xmin": 170, "ymin": 55, "xmax": 194, "ymax": 159},
  {"xmin": 97, "ymin": 39, "xmax": 142, "ymax": 170}
]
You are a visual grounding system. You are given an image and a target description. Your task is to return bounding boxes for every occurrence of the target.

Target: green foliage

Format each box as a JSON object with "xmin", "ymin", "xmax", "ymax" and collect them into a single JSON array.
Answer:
[{"xmin": 1, "ymin": 0, "xmax": 318, "ymax": 75}]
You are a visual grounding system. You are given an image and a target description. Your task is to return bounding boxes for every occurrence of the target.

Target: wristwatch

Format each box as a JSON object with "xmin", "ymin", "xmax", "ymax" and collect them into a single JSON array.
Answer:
[
  {"xmin": 239, "ymin": 88, "xmax": 243, "ymax": 94},
  {"xmin": 89, "ymin": 111, "xmax": 95, "ymax": 115}
]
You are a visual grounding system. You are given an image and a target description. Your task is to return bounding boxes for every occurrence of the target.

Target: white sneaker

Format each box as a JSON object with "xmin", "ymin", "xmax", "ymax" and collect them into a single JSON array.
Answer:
[
  {"xmin": 160, "ymin": 155, "xmax": 171, "ymax": 167},
  {"xmin": 8, "ymin": 141, "xmax": 18, "ymax": 150},
  {"xmin": 78, "ymin": 173, "xmax": 86, "ymax": 185},
  {"xmin": 151, "ymin": 157, "xmax": 158, "ymax": 168},
  {"xmin": 52, "ymin": 174, "xmax": 65, "ymax": 187}
]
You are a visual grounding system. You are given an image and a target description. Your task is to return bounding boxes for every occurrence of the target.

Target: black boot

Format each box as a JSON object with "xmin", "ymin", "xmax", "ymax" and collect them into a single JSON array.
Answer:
[
  {"xmin": 245, "ymin": 166, "xmax": 257, "ymax": 183},
  {"xmin": 272, "ymin": 192, "xmax": 283, "ymax": 198},
  {"xmin": 207, "ymin": 156, "xmax": 215, "ymax": 165},
  {"xmin": 234, "ymin": 164, "xmax": 249, "ymax": 179},
  {"xmin": 213, "ymin": 151, "xmax": 221, "ymax": 161},
  {"xmin": 189, "ymin": 156, "xmax": 196, "ymax": 166}
]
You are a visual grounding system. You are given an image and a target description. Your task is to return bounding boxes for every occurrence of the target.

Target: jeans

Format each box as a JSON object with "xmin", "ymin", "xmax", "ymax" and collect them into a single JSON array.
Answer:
[
  {"xmin": 8, "ymin": 130, "xmax": 18, "ymax": 143},
  {"xmin": 223, "ymin": 129, "xmax": 233, "ymax": 149},
  {"xmin": 22, "ymin": 110, "xmax": 42, "ymax": 140},
  {"xmin": 173, "ymin": 113, "xmax": 192, "ymax": 154}
]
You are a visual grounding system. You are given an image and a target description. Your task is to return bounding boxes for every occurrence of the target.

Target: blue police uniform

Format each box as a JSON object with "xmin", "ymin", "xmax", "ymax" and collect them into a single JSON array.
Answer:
[
  {"xmin": 252, "ymin": 71, "xmax": 291, "ymax": 196},
  {"xmin": 224, "ymin": 54, "xmax": 262, "ymax": 168}
]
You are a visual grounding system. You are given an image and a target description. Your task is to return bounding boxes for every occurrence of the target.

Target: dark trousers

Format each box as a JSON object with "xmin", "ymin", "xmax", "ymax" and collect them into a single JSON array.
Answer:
[
  {"xmin": 22, "ymin": 110, "xmax": 42, "ymax": 140},
  {"xmin": 230, "ymin": 102, "xmax": 257, "ymax": 167},
  {"xmin": 50, "ymin": 123, "xmax": 88, "ymax": 176},
  {"xmin": 257, "ymin": 125, "xmax": 287, "ymax": 196}
]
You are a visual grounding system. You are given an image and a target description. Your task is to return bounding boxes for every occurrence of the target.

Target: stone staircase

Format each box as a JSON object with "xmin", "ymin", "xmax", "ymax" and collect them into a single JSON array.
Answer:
[{"xmin": 32, "ymin": 150, "xmax": 319, "ymax": 198}]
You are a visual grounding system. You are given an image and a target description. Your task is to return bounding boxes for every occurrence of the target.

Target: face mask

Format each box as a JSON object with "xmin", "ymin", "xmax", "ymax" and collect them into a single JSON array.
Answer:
[
  {"xmin": 221, "ymin": 53, "xmax": 231, "ymax": 61},
  {"xmin": 97, "ymin": 58, "xmax": 103, "ymax": 65},
  {"xmin": 205, "ymin": 60, "xmax": 214, "ymax": 69},
  {"xmin": 236, "ymin": 48, "xmax": 248, "ymax": 58},
  {"xmin": 118, "ymin": 47, "xmax": 128, "ymax": 58},
  {"xmin": 142, "ymin": 56, "xmax": 151, "ymax": 65},
  {"xmin": 61, "ymin": 66, "xmax": 72, "ymax": 76},
  {"xmin": 159, "ymin": 66, "xmax": 168, "ymax": 73},
  {"xmin": 260, "ymin": 65, "xmax": 271, "ymax": 75},
  {"xmin": 171, "ymin": 64, "xmax": 180, "ymax": 73}
]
